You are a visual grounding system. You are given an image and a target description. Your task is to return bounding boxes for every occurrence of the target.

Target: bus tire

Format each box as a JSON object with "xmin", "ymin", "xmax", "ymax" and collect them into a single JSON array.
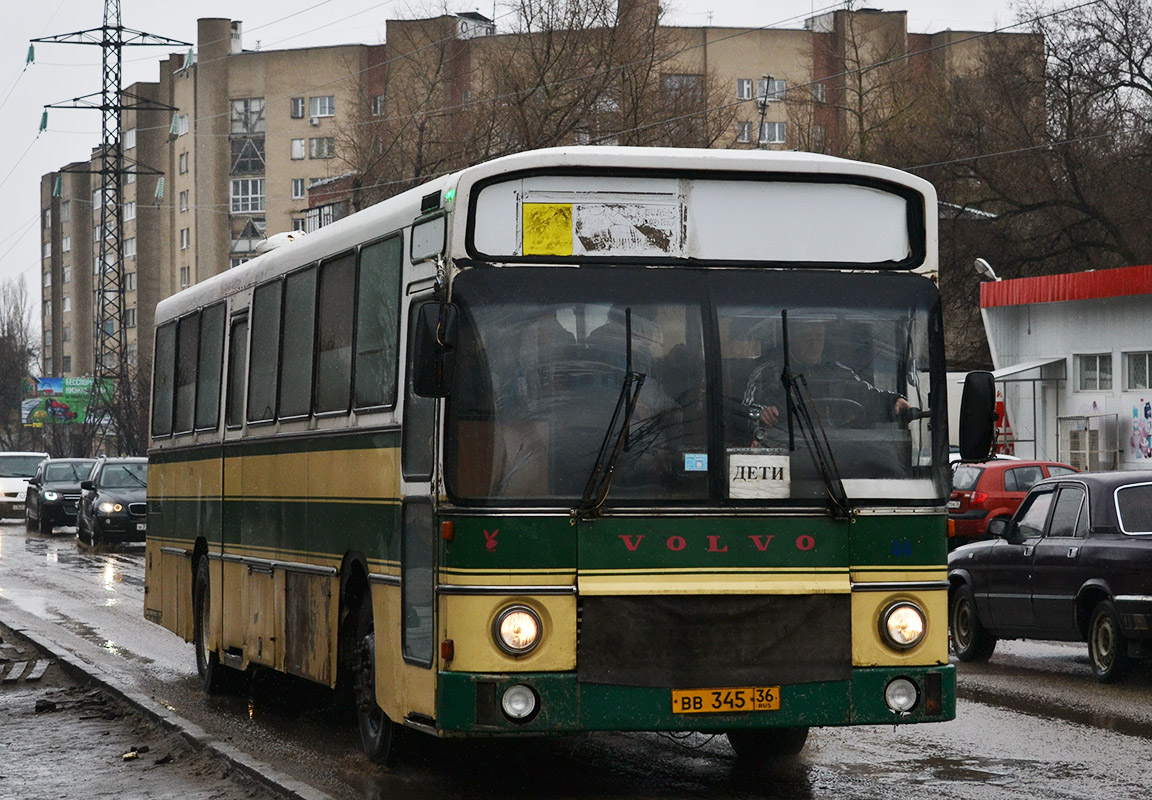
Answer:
[
  {"xmin": 193, "ymin": 557, "xmax": 232, "ymax": 694},
  {"xmin": 354, "ymin": 596, "xmax": 401, "ymax": 764},
  {"xmin": 726, "ymin": 727, "xmax": 809, "ymax": 760}
]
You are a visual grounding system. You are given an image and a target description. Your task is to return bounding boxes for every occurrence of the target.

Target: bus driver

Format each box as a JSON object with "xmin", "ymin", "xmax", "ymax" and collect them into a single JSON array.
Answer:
[{"xmin": 742, "ymin": 319, "xmax": 910, "ymax": 446}]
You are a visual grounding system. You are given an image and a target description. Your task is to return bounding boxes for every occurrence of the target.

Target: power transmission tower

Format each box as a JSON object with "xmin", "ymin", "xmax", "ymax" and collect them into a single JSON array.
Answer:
[{"xmin": 33, "ymin": 0, "xmax": 189, "ymax": 455}]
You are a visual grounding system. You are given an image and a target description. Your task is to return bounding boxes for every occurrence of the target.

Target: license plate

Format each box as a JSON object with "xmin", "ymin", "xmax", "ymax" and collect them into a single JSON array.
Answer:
[
  {"xmin": 136, "ymin": 523, "xmax": 147, "ymax": 531},
  {"xmin": 947, "ymin": 499, "xmax": 961, "ymax": 509},
  {"xmin": 671, "ymin": 686, "xmax": 780, "ymax": 714}
]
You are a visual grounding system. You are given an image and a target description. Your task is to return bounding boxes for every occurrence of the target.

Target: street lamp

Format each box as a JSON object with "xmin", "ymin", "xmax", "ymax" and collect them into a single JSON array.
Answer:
[{"xmin": 974, "ymin": 258, "xmax": 1001, "ymax": 281}]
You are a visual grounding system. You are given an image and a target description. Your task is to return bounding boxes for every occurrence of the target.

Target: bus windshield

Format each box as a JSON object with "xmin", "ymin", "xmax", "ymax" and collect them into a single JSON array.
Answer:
[{"xmin": 445, "ymin": 267, "xmax": 947, "ymax": 507}]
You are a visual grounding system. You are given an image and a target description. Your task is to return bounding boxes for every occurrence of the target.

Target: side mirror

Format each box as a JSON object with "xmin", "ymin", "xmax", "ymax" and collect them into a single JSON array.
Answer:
[
  {"xmin": 986, "ymin": 517, "xmax": 1010, "ymax": 539},
  {"xmin": 959, "ymin": 370, "xmax": 996, "ymax": 461},
  {"xmin": 411, "ymin": 302, "xmax": 459, "ymax": 398},
  {"xmin": 81, "ymin": 480, "xmax": 95, "ymax": 491}
]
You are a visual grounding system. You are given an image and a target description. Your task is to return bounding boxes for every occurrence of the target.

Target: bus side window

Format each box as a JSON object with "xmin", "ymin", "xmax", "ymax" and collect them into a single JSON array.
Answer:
[
  {"xmin": 279, "ymin": 266, "xmax": 318, "ymax": 419},
  {"xmin": 247, "ymin": 280, "xmax": 282, "ymax": 423},
  {"xmin": 354, "ymin": 236, "xmax": 403, "ymax": 409},
  {"xmin": 225, "ymin": 317, "xmax": 248, "ymax": 428},
  {"xmin": 315, "ymin": 252, "xmax": 356, "ymax": 413},
  {"xmin": 173, "ymin": 312, "xmax": 200, "ymax": 434},
  {"xmin": 151, "ymin": 321, "xmax": 177, "ymax": 437},
  {"xmin": 195, "ymin": 302, "xmax": 226, "ymax": 431}
]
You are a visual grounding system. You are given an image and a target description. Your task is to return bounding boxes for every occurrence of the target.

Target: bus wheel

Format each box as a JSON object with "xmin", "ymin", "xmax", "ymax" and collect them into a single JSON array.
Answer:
[
  {"xmin": 354, "ymin": 597, "xmax": 401, "ymax": 764},
  {"xmin": 726, "ymin": 727, "xmax": 810, "ymax": 760},
  {"xmin": 193, "ymin": 557, "xmax": 232, "ymax": 694}
]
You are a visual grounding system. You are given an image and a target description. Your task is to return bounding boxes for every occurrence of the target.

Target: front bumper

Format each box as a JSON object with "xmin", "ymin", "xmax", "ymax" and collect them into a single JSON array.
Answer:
[
  {"xmin": 435, "ymin": 664, "xmax": 955, "ymax": 734},
  {"xmin": 91, "ymin": 515, "xmax": 147, "ymax": 541},
  {"xmin": 42, "ymin": 502, "xmax": 79, "ymax": 526}
]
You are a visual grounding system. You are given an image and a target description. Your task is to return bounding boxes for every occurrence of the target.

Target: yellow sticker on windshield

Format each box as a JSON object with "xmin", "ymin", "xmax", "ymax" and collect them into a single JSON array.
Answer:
[{"xmin": 523, "ymin": 203, "xmax": 573, "ymax": 256}]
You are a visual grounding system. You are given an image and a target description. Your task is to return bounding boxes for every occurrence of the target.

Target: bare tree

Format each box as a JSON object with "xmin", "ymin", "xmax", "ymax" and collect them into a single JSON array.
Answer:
[{"xmin": 0, "ymin": 279, "xmax": 40, "ymax": 450}]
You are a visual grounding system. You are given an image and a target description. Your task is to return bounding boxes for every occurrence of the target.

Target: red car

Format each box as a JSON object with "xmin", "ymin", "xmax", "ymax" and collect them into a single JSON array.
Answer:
[{"xmin": 948, "ymin": 459, "xmax": 1079, "ymax": 548}]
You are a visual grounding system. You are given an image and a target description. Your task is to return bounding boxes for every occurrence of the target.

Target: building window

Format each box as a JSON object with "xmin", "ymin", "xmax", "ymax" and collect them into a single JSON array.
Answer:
[
  {"xmin": 179, "ymin": 152, "xmax": 188, "ymax": 174},
  {"xmin": 736, "ymin": 78, "xmax": 753, "ymax": 100},
  {"xmin": 813, "ymin": 124, "xmax": 826, "ymax": 150},
  {"xmin": 309, "ymin": 95, "xmax": 335, "ymax": 117},
  {"xmin": 62, "ymin": 356, "xmax": 71, "ymax": 373},
  {"xmin": 371, "ymin": 95, "xmax": 386, "ymax": 116},
  {"xmin": 61, "ymin": 235, "xmax": 71, "ymax": 253},
  {"xmin": 759, "ymin": 121, "xmax": 786, "ymax": 144},
  {"xmin": 230, "ymin": 97, "xmax": 266, "ymax": 134},
  {"xmin": 43, "ymin": 270, "xmax": 51, "ymax": 288},
  {"xmin": 179, "ymin": 190, "xmax": 189, "ymax": 211},
  {"xmin": 757, "ymin": 78, "xmax": 787, "ymax": 102},
  {"xmin": 124, "ymin": 201, "xmax": 136, "ymax": 221},
  {"xmin": 180, "ymin": 266, "xmax": 191, "ymax": 287},
  {"xmin": 44, "ymin": 300, "xmax": 51, "ymax": 317},
  {"xmin": 1078, "ymin": 353, "xmax": 1113, "ymax": 391},
  {"xmin": 93, "ymin": 225, "xmax": 101, "ymax": 243},
  {"xmin": 291, "ymin": 97, "xmax": 305, "ymax": 118},
  {"xmin": 230, "ymin": 256, "xmax": 250, "ymax": 269},
  {"xmin": 63, "ymin": 266, "xmax": 71, "ymax": 284},
  {"xmin": 291, "ymin": 139, "xmax": 306, "ymax": 160},
  {"xmin": 230, "ymin": 137, "xmax": 266, "ymax": 174},
  {"xmin": 63, "ymin": 325, "xmax": 71, "ymax": 343},
  {"xmin": 44, "ymin": 207, "xmax": 51, "ymax": 228},
  {"xmin": 180, "ymin": 228, "xmax": 190, "ymax": 249},
  {"xmin": 175, "ymin": 114, "xmax": 190, "ymax": 136},
  {"xmin": 126, "ymin": 272, "xmax": 136, "ymax": 292},
  {"xmin": 291, "ymin": 178, "xmax": 306, "ymax": 199},
  {"xmin": 1126, "ymin": 351, "xmax": 1152, "ymax": 390},
  {"xmin": 125, "ymin": 307, "xmax": 137, "ymax": 328},
  {"xmin": 44, "ymin": 330, "xmax": 52, "ymax": 347},
  {"xmin": 736, "ymin": 121, "xmax": 753, "ymax": 143},
  {"xmin": 124, "ymin": 127, "xmax": 136, "ymax": 149},
  {"xmin": 42, "ymin": 241, "xmax": 50, "ymax": 259},
  {"xmin": 292, "ymin": 217, "xmax": 306, "ymax": 231},
  {"xmin": 813, "ymin": 82, "xmax": 826, "ymax": 103},
  {"xmin": 61, "ymin": 200, "xmax": 70, "ymax": 222},
  {"xmin": 309, "ymin": 137, "xmax": 335, "ymax": 159},
  {"xmin": 230, "ymin": 178, "xmax": 265, "ymax": 213},
  {"xmin": 62, "ymin": 296, "xmax": 71, "ymax": 312},
  {"xmin": 126, "ymin": 165, "xmax": 136, "ymax": 184},
  {"xmin": 125, "ymin": 237, "xmax": 136, "ymax": 259}
]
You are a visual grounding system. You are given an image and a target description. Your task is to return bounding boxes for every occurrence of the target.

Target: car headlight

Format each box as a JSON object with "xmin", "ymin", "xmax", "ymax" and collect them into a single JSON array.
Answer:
[
  {"xmin": 97, "ymin": 501, "xmax": 123, "ymax": 514},
  {"xmin": 493, "ymin": 605, "xmax": 541, "ymax": 655},
  {"xmin": 880, "ymin": 601, "xmax": 926, "ymax": 650},
  {"xmin": 43, "ymin": 490, "xmax": 60, "ymax": 501}
]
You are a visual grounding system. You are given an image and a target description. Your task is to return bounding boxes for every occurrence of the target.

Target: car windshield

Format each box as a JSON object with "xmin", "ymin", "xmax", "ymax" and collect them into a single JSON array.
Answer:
[
  {"xmin": 445, "ymin": 267, "xmax": 947, "ymax": 507},
  {"xmin": 99, "ymin": 463, "xmax": 147, "ymax": 489},
  {"xmin": 952, "ymin": 466, "xmax": 983, "ymax": 492},
  {"xmin": 45, "ymin": 461, "xmax": 94, "ymax": 482},
  {"xmin": 0, "ymin": 455, "xmax": 44, "ymax": 478},
  {"xmin": 1115, "ymin": 482, "xmax": 1152, "ymax": 534}
]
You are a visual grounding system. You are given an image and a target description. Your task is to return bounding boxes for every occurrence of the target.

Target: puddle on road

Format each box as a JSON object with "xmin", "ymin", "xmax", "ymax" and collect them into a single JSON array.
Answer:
[{"xmin": 46, "ymin": 606, "xmax": 155, "ymax": 665}]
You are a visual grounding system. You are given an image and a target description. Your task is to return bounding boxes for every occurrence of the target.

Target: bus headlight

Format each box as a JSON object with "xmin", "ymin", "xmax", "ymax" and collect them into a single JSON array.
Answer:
[
  {"xmin": 880, "ymin": 601, "xmax": 926, "ymax": 650},
  {"xmin": 493, "ymin": 605, "xmax": 541, "ymax": 655},
  {"xmin": 501, "ymin": 684, "xmax": 539, "ymax": 721},
  {"xmin": 885, "ymin": 678, "xmax": 919, "ymax": 714}
]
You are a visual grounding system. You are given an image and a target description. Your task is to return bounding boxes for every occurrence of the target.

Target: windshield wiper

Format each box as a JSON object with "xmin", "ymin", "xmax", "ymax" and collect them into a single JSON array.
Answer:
[
  {"xmin": 780, "ymin": 309, "xmax": 854, "ymax": 521},
  {"xmin": 573, "ymin": 308, "xmax": 646, "ymax": 522}
]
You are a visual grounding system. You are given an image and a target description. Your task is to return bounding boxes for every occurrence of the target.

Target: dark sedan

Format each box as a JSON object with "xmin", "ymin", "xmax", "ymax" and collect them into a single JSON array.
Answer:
[
  {"xmin": 25, "ymin": 458, "xmax": 97, "ymax": 533},
  {"xmin": 77, "ymin": 457, "xmax": 147, "ymax": 544},
  {"xmin": 948, "ymin": 471, "xmax": 1152, "ymax": 682}
]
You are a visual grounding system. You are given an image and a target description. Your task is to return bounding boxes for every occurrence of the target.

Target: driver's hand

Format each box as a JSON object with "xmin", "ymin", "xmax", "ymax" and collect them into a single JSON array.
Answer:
[
  {"xmin": 894, "ymin": 397, "xmax": 911, "ymax": 418},
  {"xmin": 759, "ymin": 405, "xmax": 781, "ymax": 427}
]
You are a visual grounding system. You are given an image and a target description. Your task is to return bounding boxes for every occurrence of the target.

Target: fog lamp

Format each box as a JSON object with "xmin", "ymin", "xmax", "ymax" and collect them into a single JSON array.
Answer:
[
  {"xmin": 885, "ymin": 677, "xmax": 919, "ymax": 714},
  {"xmin": 881, "ymin": 601, "xmax": 926, "ymax": 650},
  {"xmin": 494, "ymin": 605, "xmax": 541, "ymax": 655},
  {"xmin": 501, "ymin": 684, "xmax": 538, "ymax": 721}
]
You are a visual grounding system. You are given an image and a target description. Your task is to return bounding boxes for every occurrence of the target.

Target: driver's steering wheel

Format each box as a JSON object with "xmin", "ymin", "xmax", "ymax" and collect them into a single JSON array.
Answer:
[{"xmin": 811, "ymin": 397, "xmax": 864, "ymax": 427}]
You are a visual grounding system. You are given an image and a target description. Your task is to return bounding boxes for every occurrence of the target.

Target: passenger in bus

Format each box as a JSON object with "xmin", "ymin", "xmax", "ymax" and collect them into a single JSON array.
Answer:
[{"xmin": 743, "ymin": 319, "xmax": 909, "ymax": 446}]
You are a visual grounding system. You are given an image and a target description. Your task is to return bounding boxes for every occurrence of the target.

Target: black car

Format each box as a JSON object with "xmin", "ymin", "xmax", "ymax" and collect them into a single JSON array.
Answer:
[
  {"xmin": 25, "ymin": 458, "xmax": 97, "ymax": 533},
  {"xmin": 77, "ymin": 457, "xmax": 148, "ymax": 544},
  {"xmin": 948, "ymin": 470, "xmax": 1152, "ymax": 682}
]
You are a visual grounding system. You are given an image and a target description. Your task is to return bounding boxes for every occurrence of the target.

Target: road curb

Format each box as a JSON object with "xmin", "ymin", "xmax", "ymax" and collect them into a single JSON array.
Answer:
[{"xmin": 2, "ymin": 610, "xmax": 335, "ymax": 800}]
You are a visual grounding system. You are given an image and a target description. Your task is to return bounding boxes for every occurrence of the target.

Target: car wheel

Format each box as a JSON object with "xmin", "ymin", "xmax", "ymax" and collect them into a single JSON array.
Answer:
[
  {"xmin": 950, "ymin": 583, "xmax": 996, "ymax": 661},
  {"xmin": 1088, "ymin": 599, "xmax": 1129, "ymax": 683},
  {"xmin": 726, "ymin": 727, "xmax": 810, "ymax": 761},
  {"xmin": 354, "ymin": 595, "xmax": 401, "ymax": 764},
  {"xmin": 38, "ymin": 511, "xmax": 53, "ymax": 535},
  {"xmin": 24, "ymin": 506, "xmax": 35, "ymax": 531}
]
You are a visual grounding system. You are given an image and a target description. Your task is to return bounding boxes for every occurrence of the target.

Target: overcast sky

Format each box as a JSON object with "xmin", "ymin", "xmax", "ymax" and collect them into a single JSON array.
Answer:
[{"xmin": 0, "ymin": 0, "xmax": 1026, "ymax": 307}]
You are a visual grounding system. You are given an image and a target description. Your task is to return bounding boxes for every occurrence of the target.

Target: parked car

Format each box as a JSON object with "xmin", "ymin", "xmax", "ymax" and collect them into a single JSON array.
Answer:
[
  {"xmin": 77, "ymin": 457, "xmax": 148, "ymax": 544},
  {"xmin": 948, "ymin": 459, "xmax": 1079, "ymax": 549},
  {"xmin": 24, "ymin": 457, "xmax": 97, "ymax": 533},
  {"xmin": 0, "ymin": 451, "xmax": 49, "ymax": 519},
  {"xmin": 948, "ymin": 470, "xmax": 1152, "ymax": 682}
]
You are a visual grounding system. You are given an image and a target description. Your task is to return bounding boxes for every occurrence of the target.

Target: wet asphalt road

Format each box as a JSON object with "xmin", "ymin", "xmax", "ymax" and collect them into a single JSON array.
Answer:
[{"xmin": 0, "ymin": 518, "xmax": 1150, "ymax": 800}]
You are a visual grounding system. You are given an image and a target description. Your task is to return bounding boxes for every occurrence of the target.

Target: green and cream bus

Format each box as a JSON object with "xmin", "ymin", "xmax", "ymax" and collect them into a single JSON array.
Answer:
[{"xmin": 145, "ymin": 146, "xmax": 979, "ymax": 764}]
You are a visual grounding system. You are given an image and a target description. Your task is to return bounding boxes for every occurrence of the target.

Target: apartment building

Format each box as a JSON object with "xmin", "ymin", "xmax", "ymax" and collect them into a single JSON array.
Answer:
[{"xmin": 38, "ymin": 7, "xmax": 1037, "ymax": 379}]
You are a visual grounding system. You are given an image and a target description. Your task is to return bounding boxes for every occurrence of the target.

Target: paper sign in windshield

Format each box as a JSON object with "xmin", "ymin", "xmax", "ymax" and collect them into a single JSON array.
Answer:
[{"xmin": 728, "ymin": 452, "xmax": 790, "ymax": 499}]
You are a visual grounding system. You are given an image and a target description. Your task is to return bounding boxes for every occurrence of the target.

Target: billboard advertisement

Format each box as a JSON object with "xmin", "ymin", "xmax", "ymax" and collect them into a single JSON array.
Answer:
[{"xmin": 21, "ymin": 377, "xmax": 114, "ymax": 426}]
